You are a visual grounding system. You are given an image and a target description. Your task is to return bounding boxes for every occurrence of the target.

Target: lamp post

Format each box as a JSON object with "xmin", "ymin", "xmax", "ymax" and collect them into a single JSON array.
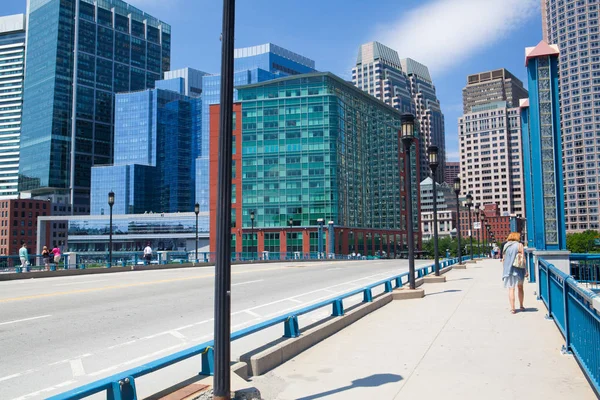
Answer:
[
  {"xmin": 194, "ymin": 203, "xmax": 200, "ymax": 262},
  {"xmin": 477, "ymin": 211, "xmax": 483, "ymax": 257},
  {"xmin": 454, "ymin": 177, "xmax": 462, "ymax": 264},
  {"xmin": 486, "ymin": 224, "xmax": 491, "ymax": 257},
  {"xmin": 108, "ymin": 191, "xmax": 114, "ymax": 267},
  {"xmin": 317, "ymin": 218, "xmax": 324, "ymax": 259},
  {"xmin": 400, "ymin": 113, "xmax": 416, "ymax": 289},
  {"xmin": 288, "ymin": 217, "xmax": 293, "ymax": 258},
  {"xmin": 428, "ymin": 145, "xmax": 440, "ymax": 276},
  {"xmin": 250, "ymin": 210, "xmax": 255, "ymax": 261},
  {"xmin": 466, "ymin": 193, "xmax": 474, "ymax": 260}
]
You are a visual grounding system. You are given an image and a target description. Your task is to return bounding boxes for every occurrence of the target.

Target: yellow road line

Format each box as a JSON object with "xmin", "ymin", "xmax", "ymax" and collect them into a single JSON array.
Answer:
[{"xmin": 0, "ymin": 266, "xmax": 287, "ymax": 304}]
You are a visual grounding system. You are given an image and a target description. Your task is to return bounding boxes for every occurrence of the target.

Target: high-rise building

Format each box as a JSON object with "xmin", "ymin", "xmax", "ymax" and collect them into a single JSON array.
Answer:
[
  {"xmin": 419, "ymin": 177, "xmax": 457, "ymax": 241},
  {"xmin": 196, "ymin": 43, "xmax": 316, "ymax": 212},
  {"xmin": 542, "ymin": 0, "xmax": 600, "ymax": 232},
  {"xmin": 89, "ymin": 72, "xmax": 202, "ymax": 215},
  {"xmin": 19, "ymin": 0, "xmax": 171, "ymax": 212},
  {"xmin": 0, "ymin": 14, "xmax": 26, "ymax": 199},
  {"xmin": 459, "ymin": 68, "xmax": 527, "ymax": 217},
  {"xmin": 401, "ymin": 58, "xmax": 446, "ymax": 183},
  {"xmin": 444, "ymin": 161, "xmax": 460, "ymax": 185},
  {"xmin": 351, "ymin": 43, "xmax": 445, "ymax": 184},
  {"xmin": 209, "ymin": 72, "xmax": 421, "ymax": 257},
  {"xmin": 0, "ymin": 199, "xmax": 51, "ymax": 257},
  {"xmin": 462, "ymin": 69, "xmax": 528, "ymax": 114}
]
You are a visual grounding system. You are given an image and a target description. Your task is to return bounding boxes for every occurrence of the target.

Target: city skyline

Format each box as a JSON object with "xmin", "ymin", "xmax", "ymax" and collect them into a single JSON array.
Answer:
[{"xmin": 1, "ymin": 0, "xmax": 544, "ymax": 161}]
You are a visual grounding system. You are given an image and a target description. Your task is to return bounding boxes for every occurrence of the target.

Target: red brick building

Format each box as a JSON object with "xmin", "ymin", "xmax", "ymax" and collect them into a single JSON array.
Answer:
[
  {"xmin": 458, "ymin": 203, "xmax": 524, "ymax": 245},
  {"xmin": 0, "ymin": 199, "xmax": 51, "ymax": 257}
]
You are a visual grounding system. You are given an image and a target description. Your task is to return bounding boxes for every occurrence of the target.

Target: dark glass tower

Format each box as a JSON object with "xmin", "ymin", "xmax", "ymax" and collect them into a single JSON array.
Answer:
[{"xmin": 19, "ymin": 0, "xmax": 171, "ymax": 212}]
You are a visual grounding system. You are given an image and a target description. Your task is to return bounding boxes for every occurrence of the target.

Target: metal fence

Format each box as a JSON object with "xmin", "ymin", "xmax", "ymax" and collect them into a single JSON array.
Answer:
[
  {"xmin": 538, "ymin": 257, "xmax": 600, "ymax": 395},
  {"xmin": 48, "ymin": 257, "xmax": 466, "ymax": 400},
  {"xmin": 570, "ymin": 253, "xmax": 600, "ymax": 291},
  {"xmin": 0, "ymin": 254, "xmax": 68, "ymax": 273}
]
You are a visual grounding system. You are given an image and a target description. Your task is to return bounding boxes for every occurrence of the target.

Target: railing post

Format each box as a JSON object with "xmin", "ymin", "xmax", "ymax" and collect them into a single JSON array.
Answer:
[
  {"xmin": 562, "ymin": 279, "xmax": 572, "ymax": 355},
  {"xmin": 395, "ymin": 277, "xmax": 402, "ymax": 288},
  {"xmin": 108, "ymin": 376, "xmax": 136, "ymax": 400},
  {"xmin": 200, "ymin": 346, "xmax": 215, "ymax": 376},
  {"xmin": 384, "ymin": 281, "xmax": 393, "ymax": 293},
  {"xmin": 363, "ymin": 288, "xmax": 373, "ymax": 302},
  {"xmin": 284, "ymin": 316, "xmax": 299, "ymax": 338},
  {"xmin": 536, "ymin": 256, "xmax": 542, "ymax": 301},
  {"xmin": 546, "ymin": 263, "xmax": 553, "ymax": 320},
  {"xmin": 332, "ymin": 299, "xmax": 344, "ymax": 316}
]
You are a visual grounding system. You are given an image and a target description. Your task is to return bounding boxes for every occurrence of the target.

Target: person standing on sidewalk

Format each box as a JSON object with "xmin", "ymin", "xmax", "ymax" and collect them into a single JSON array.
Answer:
[
  {"xmin": 501, "ymin": 232, "xmax": 528, "ymax": 314},
  {"xmin": 18, "ymin": 243, "xmax": 28, "ymax": 270},
  {"xmin": 42, "ymin": 246, "xmax": 51, "ymax": 271},
  {"xmin": 143, "ymin": 243, "xmax": 152, "ymax": 265},
  {"xmin": 52, "ymin": 245, "xmax": 62, "ymax": 268}
]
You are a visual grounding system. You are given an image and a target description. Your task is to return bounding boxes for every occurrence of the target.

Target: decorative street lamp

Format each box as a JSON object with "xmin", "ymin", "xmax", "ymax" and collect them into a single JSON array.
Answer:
[
  {"xmin": 288, "ymin": 217, "xmax": 294, "ymax": 258},
  {"xmin": 428, "ymin": 145, "xmax": 440, "ymax": 276},
  {"xmin": 478, "ymin": 210, "xmax": 483, "ymax": 257},
  {"xmin": 194, "ymin": 203, "xmax": 200, "ymax": 262},
  {"xmin": 250, "ymin": 210, "xmax": 255, "ymax": 261},
  {"xmin": 400, "ymin": 113, "xmax": 417, "ymax": 289},
  {"xmin": 454, "ymin": 177, "xmax": 462, "ymax": 264},
  {"xmin": 317, "ymin": 218, "xmax": 324, "ymax": 259},
  {"xmin": 108, "ymin": 191, "xmax": 115, "ymax": 267},
  {"xmin": 466, "ymin": 193, "xmax": 474, "ymax": 260},
  {"xmin": 486, "ymin": 224, "xmax": 491, "ymax": 257}
]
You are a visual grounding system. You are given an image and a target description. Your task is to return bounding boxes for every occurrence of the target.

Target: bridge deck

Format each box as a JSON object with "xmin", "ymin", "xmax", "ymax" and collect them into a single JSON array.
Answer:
[{"xmin": 252, "ymin": 258, "xmax": 596, "ymax": 400}]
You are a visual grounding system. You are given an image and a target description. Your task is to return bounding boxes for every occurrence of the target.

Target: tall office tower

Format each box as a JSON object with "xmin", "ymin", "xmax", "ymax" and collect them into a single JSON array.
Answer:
[
  {"xmin": 89, "ymin": 72, "xmax": 202, "ymax": 215},
  {"xmin": 19, "ymin": 0, "xmax": 171, "ymax": 213},
  {"xmin": 196, "ymin": 43, "xmax": 316, "ymax": 212},
  {"xmin": 462, "ymin": 69, "xmax": 529, "ymax": 114},
  {"xmin": 0, "ymin": 15, "xmax": 25, "ymax": 199},
  {"xmin": 444, "ymin": 161, "xmax": 460, "ymax": 185},
  {"xmin": 401, "ymin": 58, "xmax": 446, "ymax": 183},
  {"xmin": 459, "ymin": 68, "xmax": 527, "ymax": 217},
  {"xmin": 542, "ymin": 0, "xmax": 600, "ymax": 232}
]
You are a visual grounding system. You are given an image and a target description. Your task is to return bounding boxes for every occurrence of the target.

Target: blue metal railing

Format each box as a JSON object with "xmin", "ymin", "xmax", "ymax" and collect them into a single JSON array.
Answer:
[
  {"xmin": 49, "ymin": 257, "xmax": 463, "ymax": 400},
  {"xmin": 569, "ymin": 253, "xmax": 600, "ymax": 291},
  {"xmin": 0, "ymin": 254, "xmax": 68, "ymax": 273},
  {"xmin": 538, "ymin": 257, "xmax": 600, "ymax": 395}
]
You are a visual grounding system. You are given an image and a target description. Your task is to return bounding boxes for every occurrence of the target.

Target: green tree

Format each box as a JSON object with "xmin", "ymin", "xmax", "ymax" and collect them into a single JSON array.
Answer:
[{"xmin": 566, "ymin": 230, "xmax": 600, "ymax": 254}]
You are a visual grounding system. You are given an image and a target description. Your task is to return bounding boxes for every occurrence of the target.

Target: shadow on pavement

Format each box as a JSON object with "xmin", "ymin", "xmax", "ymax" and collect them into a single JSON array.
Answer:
[
  {"xmin": 447, "ymin": 277, "xmax": 473, "ymax": 281},
  {"xmin": 295, "ymin": 373, "xmax": 403, "ymax": 400},
  {"xmin": 518, "ymin": 307, "xmax": 539, "ymax": 313},
  {"xmin": 426, "ymin": 289, "xmax": 463, "ymax": 296}
]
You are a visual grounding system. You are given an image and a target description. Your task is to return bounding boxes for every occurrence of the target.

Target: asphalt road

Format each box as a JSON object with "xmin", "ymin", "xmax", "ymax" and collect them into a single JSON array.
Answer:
[{"xmin": 0, "ymin": 259, "xmax": 430, "ymax": 399}]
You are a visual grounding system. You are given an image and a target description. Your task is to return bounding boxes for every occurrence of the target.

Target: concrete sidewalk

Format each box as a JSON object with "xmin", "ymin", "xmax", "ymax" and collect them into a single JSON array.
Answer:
[{"xmin": 251, "ymin": 259, "xmax": 596, "ymax": 400}]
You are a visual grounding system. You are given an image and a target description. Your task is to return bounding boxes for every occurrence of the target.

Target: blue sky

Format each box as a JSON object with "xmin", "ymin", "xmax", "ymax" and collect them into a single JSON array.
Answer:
[{"xmin": 2, "ymin": 0, "xmax": 543, "ymax": 161}]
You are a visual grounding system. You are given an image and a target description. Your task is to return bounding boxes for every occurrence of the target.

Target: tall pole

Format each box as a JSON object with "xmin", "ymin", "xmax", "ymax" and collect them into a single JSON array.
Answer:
[
  {"xmin": 195, "ymin": 203, "xmax": 199, "ymax": 262},
  {"xmin": 109, "ymin": 205, "xmax": 113, "ymax": 267},
  {"xmin": 467, "ymin": 196, "xmax": 474, "ymax": 260},
  {"xmin": 404, "ymin": 142, "xmax": 415, "ymax": 289},
  {"xmin": 251, "ymin": 217, "xmax": 255, "ymax": 260},
  {"xmin": 454, "ymin": 178, "xmax": 462, "ymax": 263},
  {"xmin": 428, "ymin": 146, "xmax": 440, "ymax": 276},
  {"xmin": 214, "ymin": 0, "xmax": 235, "ymax": 397},
  {"xmin": 477, "ymin": 211, "xmax": 482, "ymax": 257}
]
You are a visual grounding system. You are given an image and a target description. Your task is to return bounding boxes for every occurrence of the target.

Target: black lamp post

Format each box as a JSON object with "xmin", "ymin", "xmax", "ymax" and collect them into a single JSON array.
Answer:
[
  {"xmin": 194, "ymin": 203, "xmax": 200, "ymax": 262},
  {"xmin": 317, "ymin": 218, "xmax": 324, "ymax": 258},
  {"xmin": 400, "ymin": 113, "xmax": 416, "ymax": 289},
  {"xmin": 108, "ymin": 191, "xmax": 114, "ymax": 267},
  {"xmin": 288, "ymin": 217, "xmax": 293, "ymax": 257},
  {"xmin": 428, "ymin": 145, "xmax": 440, "ymax": 276},
  {"xmin": 486, "ymin": 224, "xmax": 491, "ymax": 257},
  {"xmin": 477, "ymin": 211, "xmax": 483, "ymax": 257},
  {"xmin": 466, "ymin": 193, "xmax": 474, "ymax": 260},
  {"xmin": 454, "ymin": 177, "xmax": 462, "ymax": 264},
  {"xmin": 250, "ymin": 210, "xmax": 255, "ymax": 261}
]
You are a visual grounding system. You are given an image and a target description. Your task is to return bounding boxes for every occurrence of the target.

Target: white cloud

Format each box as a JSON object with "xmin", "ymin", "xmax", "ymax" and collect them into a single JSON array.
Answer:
[{"xmin": 376, "ymin": 0, "xmax": 539, "ymax": 77}]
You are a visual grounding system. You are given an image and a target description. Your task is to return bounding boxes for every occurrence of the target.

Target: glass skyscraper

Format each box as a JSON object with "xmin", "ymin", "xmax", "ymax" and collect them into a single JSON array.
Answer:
[
  {"xmin": 0, "ymin": 14, "xmax": 26, "ymax": 199},
  {"xmin": 197, "ymin": 43, "xmax": 316, "ymax": 212},
  {"xmin": 209, "ymin": 72, "xmax": 421, "ymax": 257},
  {"xmin": 90, "ymin": 72, "xmax": 202, "ymax": 215},
  {"xmin": 19, "ymin": 0, "xmax": 170, "ymax": 212},
  {"xmin": 542, "ymin": 0, "xmax": 600, "ymax": 232}
]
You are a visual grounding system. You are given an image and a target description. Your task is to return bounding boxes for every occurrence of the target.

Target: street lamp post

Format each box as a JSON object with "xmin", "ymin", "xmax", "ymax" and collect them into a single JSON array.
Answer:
[
  {"xmin": 454, "ymin": 178, "xmax": 462, "ymax": 264},
  {"xmin": 194, "ymin": 203, "xmax": 200, "ymax": 262},
  {"xmin": 250, "ymin": 210, "xmax": 255, "ymax": 261},
  {"xmin": 288, "ymin": 217, "xmax": 293, "ymax": 258},
  {"xmin": 428, "ymin": 145, "xmax": 440, "ymax": 276},
  {"xmin": 400, "ymin": 113, "xmax": 416, "ymax": 289},
  {"xmin": 466, "ymin": 194, "xmax": 474, "ymax": 261},
  {"xmin": 477, "ymin": 211, "xmax": 483, "ymax": 257},
  {"xmin": 108, "ymin": 191, "xmax": 114, "ymax": 267},
  {"xmin": 317, "ymin": 218, "xmax": 324, "ymax": 259}
]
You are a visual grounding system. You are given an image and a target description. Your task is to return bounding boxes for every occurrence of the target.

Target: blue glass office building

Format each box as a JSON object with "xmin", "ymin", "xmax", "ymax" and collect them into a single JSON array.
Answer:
[
  {"xmin": 19, "ymin": 0, "xmax": 170, "ymax": 212},
  {"xmin": 90, "ymin": 75, "xmax": 201, "ymax": 215},
  {"xmin": 196, "ymin": 43, "xmax": 316, "ymax": 211}
]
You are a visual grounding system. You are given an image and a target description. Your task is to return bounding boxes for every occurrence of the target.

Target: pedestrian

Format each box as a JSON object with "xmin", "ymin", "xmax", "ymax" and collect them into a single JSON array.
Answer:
[
  {"xmin": 42, "ymin": 245, "xmax": 51, "ymax": 271},
  {"xmin": 143, "ymin": 243, "xmax": 152, "ymax": 265},
  {"xmin": 19, "ymin": 242, "xmax": 28, "ymax": 271},
  {"xmin": 52, "ymin": 245, "xmax": 62, "ymax": 268},
  {"xmin": 501, "ymin": 232, "xmax": 528, "ymax": 314}
]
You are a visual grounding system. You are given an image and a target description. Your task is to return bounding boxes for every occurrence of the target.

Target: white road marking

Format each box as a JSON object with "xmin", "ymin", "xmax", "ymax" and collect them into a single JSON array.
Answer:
[
  {"xmin": 231, "ymin": 279, "xmax": 264, "ymax": 287},
  {"xmin": 169, "ymin": 330, "xmax": 186, "ymax": 340},
  {"xmin": 11, "ymin": 380, "xmax": 76, "ymax": 400},
  {"xmin": 53, "ymin": 279, "xmax": 108, "ymax": 287},
  {"xmin": 244, "ymin": 309, "xmax": 261, "ymax": 318},
  {"xmin": 49, "ymin": 353, "xmax": 92, "ymax": 366},
  {"xmin": 326, "ymin": 267, "xmax": 343, "ymax": 271},
  {"xmin": 70, "ymin": 359, "xmax": 85, "ymax": 377},
  {"xmin": 88, "ymin": 344, "xmax": 184, "ymax": 377},
  {"xmin": 287, "ymin": 298, "xmax": 303, "ymax": 303},
  {"xmin": 0, "ymin": 315, "xmax": 51, "ymax": 326}
]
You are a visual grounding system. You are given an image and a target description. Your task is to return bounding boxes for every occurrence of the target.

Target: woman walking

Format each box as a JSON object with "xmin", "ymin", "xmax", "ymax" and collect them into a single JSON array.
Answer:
[
  {"xmin": 42, "ymin": 246, "xmax": 51, "ymax": 271},
  {"xmin": 502, "ymin": 232, "xmax": 528, "ymax": 314}
]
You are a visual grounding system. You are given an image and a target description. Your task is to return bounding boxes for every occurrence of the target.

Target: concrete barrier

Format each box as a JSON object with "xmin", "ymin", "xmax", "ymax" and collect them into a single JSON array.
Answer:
[{"xmin": 241, "ymin": 293, "xmax": 393, "ymax": 376}]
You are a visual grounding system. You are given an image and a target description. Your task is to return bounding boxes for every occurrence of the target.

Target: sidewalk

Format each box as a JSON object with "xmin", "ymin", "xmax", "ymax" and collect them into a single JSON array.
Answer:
[{"xmin": 251, "ymin": 259, "xmax": 596, "ymax": 400}]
